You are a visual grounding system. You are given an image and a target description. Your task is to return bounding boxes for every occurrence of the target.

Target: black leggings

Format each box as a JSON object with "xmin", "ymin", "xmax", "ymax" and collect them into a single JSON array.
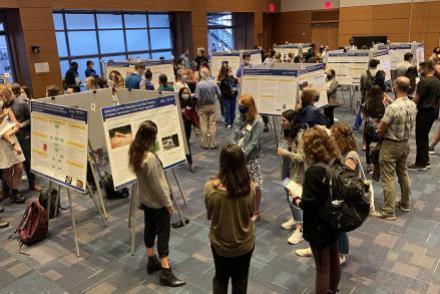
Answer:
[
  {"xmin": 415, "ymin": 109, "xmax": 437, "ymax": 166},
  {"xmin": 184, "ymin": 120, "xmax": 193, "ymax": 165},
  {"xmin": 143, "ymin": 205, "xmax": 170, "ymax": 257},
  {"xmin": 212, "ymin": 246, "xmax": 254, "ymax": 294},
  {"xmin": 311, "ymin": 240, "xmax": 341, "ymax": 294}
]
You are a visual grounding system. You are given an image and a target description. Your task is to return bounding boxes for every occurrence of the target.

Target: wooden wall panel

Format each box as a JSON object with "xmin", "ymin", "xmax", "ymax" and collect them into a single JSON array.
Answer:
[
  {"xmin": 372, "ymin": 3, "xmax": 410, "ymax": 19},
  {"xmin": 372, "ymin": 19, "xmax": 410, "ymax": 34},
  {"xmin": 339, "ymin": 21, "xmax": 372, "ymax": 35},
  {"xmin": 339, "ymin": 6, "xmax": 373, "ymax": 21}
]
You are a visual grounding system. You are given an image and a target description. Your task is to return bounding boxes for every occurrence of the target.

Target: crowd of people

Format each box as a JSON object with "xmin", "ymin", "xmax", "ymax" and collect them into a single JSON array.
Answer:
[{"xmin": 1, "ymin": 44, "xmax": 440, "ymax": 293}]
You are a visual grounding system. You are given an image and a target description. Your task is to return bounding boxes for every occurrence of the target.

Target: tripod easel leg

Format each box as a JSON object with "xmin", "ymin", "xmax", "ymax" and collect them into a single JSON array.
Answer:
[
  {"xmin": 88, "ymin": 184, "xmax": 107, "ymax": 227},
  {"xmin": 67, "ymin": 188, "xmax": 80, "ymax": 257},
  {"xmin": 171, "ymin": 168, "xmax": 187, "ymax": 206},
  {"xmin": 272, "ymin": 116, "xmax": 279, "ymax": 148},
  {"xmin": 129, "ymin": 184, "xmax": 137, "ymax": 255},
  {"xmin": 88, "ymin": 142, "xmax": 108, "ymax": 219}
]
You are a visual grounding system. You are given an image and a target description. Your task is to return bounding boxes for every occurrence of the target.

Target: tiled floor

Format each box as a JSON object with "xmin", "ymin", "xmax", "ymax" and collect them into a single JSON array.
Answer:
[{"xmin": 0, "ymin": 103, "xmax": 439, "ymax": 294}]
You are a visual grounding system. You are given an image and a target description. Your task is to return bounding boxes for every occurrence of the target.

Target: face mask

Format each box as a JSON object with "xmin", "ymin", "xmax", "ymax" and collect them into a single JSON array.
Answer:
[
  {"xmin": 0, "ymin": 99, "xmax": 4, "ymax": 109},
  {"xmin": 182, "ymin": 94, "xmax": 190, "ymax": 100},
  {"xmin": 238, "ymin": 105, "xmax": 248, "ymax": 114}
]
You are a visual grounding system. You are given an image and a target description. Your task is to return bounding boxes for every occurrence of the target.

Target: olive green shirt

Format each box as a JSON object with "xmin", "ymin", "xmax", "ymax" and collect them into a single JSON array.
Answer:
[{"xmin": 204, "ymin": 180, "xmax": 255, "ymax": 257}]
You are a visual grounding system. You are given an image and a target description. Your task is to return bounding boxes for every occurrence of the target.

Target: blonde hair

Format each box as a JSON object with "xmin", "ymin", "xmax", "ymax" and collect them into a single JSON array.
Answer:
[
  {"xmin": 238, "ymin": 95, "xmax": 258, "ymax": 122},
  {"xmin": 85, "ymin": 76, "xmax": 99, "ymax": 90}
]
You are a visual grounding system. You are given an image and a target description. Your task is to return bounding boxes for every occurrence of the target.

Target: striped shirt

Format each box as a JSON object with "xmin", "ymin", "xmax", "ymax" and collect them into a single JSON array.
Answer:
[{"xmin": 381, "ymin": 96, "xmax": 416, "ymax": 141}]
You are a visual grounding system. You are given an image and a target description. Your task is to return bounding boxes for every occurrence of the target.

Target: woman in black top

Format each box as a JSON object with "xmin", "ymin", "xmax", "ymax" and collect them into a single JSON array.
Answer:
[{"xmin": 292, "ymin": 126, "xmax": 341, "ymax": 294}]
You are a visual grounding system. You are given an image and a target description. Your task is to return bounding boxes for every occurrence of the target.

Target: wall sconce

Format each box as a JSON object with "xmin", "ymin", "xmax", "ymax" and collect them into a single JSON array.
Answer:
[{"xmin": 31, "ymin": 45, "xmax": 40, "ymax": 54}]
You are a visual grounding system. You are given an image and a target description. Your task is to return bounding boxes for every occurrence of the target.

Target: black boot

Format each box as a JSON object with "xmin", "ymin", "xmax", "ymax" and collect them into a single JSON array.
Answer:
[
  {"xmin": 10, "ymin": 190, "xmax": 25, "ymax": 204},
  {"xmin": 159, "ymin": 268, "xmax": 186, "ymax": 287},
  {"xmin": 147, "ymin": 255, "xmax": 161, "ymax": 274}
]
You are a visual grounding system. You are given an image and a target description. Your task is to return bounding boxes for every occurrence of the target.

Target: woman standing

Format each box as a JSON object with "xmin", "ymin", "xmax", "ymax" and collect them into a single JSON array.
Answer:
[
  {"xmin": 204, "ymin": 144, "xmax": 255, "ymax": 294},
  {"xmin": 323, "ymin": 69, "xmax": 340, "ymax": 126},
  {"xmin": 178, "ymin": 87, "xmax": 199, "ymax": 173},
  {"xmin": 128, "ymin": 121, "xmax": 185, "ymax": 288},
  {"xmin": 292, "ymin": 126, "xmax": 341, "ymax": 294},
  {"xmin": 231, "ymin": 95, "xmax": 264, "ymax": 222},
  {"xmin": 0, "ymin": 85, "xmax": 26, "ymax": 204},
  {"xmin": 108, "ymin": 70, "xmax": 125, "ymax": 89},
  {"xmin": 219, "ymin": 67, "xmax": 239, "ymax": 128},
  {"xmin": 185, "ymin": 69, "xmax": 197, "ymax": 94}
]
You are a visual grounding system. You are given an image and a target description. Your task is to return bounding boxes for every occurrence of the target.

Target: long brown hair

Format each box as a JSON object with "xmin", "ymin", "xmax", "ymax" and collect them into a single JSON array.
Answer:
[
  {"xmin": 128, "ymin": 120, "xmax": 158, "ymax": 173},
  {"xmin": 330, "ymin": 123, "xmax": 357, "ymax": 155},
  {"xmin": 238, "ymin": 95, "xmax": 258, "ymax": 122},
  {"xmin": 303, "ymin": 126, "xmax": 340, "ymax": 164},
  {"xmin": 218, "ymin": 144, "xmax": 251, "ymax": 198}
]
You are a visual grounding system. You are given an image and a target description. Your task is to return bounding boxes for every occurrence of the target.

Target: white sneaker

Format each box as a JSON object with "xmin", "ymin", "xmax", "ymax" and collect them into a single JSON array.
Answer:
[
  {"xmin": 281, "ymin": 218, "xmax": 295, "ymax": 230},
  {"xmin": 339, "ymin": 255, "xmax": 347, "ymax": 265},
  {"xmin": 288, "ymin": 229, "xmax": 303, "ymax": 245},
  {"xmin": 295, "ymin": 247, "xmax": 312, "ymax": 257}
]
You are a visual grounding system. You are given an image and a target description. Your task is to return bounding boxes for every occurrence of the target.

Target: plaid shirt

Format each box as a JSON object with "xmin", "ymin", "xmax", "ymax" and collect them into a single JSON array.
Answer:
[{"xmin": 382, "ymin": 96, "xmax": 416, "ymax": 141}]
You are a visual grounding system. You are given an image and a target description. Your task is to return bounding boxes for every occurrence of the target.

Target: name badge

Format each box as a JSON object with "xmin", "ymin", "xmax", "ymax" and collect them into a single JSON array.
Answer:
[{"xmin": 245, "ymin": 124, "xmax": 252, "ymax": 132}]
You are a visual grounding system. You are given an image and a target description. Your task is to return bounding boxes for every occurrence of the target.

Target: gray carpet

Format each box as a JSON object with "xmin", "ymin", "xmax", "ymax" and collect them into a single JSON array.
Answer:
[{"xmin": 0, "ymin": 98, "xmax": 439, "ymax": 294}]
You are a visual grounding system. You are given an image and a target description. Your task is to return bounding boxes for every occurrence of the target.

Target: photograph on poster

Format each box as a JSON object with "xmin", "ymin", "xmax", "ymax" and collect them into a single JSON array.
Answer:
[
  {"xmin": 109, "ymin": 125, "xmax": 133, "ymax": 149},
  {"xmin": 162, "ymin": 134, "xmax": 180, "ymax": 151}
]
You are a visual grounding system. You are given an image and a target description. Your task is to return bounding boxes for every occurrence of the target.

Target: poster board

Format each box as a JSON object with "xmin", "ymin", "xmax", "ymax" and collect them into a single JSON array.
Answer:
[
  {"xmin": 326, "ymin": 50, "xmax": 370, "ymax": 85},
  {"xmin": 211, "ymin": 52, "xmax": 241, "ymax": 78},
  {"xmin": 31, "ymin": 101, "xmax": 88, "ymax": 193},
  {"xmin": 381, "ymin": 43, "xmax": 425, "ymax": 69},
  {"xmin": 105, "ymin": 59, "xmax": 175, "ymax": 89},
  {"xmin": 374, "ymin": 49, "xmax": 391, "ymax": 82},
  {"xmin": 297, "ymin": 64, "xmax": 328, "ymax": 109},
  {"xmin": 101, "ymin": 95, "xmax": 186, "ymax": 190},
  {"xmin": 242, "ymin": 49, "xmax": 263, "ymax": 65}
]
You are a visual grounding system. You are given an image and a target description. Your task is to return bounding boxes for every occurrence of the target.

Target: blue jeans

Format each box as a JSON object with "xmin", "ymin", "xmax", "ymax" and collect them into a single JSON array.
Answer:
[
  {"xmin": 339, "ymin": 232, "xmax": 349, "ymax": 255},
  {"xmin": 352, "ymin": 105, "xmax": 363, "ymax": 130},
  {"xmin": 223, "ymin": 96, "xmax": 236, "ymax": 126},
  {"xmin": 285, "ymin": 191, "xmax": 303, "ymax": 224}
]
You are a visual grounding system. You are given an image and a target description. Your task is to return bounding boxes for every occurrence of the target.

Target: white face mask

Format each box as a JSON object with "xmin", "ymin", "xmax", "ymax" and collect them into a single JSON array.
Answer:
[
  {"xmin": 182, "ymin": 94, "xmax": 190, "ymax": 100},
  {"xmin": 0, "ymin": 99, "xmax": 4, "ymax": 109}
]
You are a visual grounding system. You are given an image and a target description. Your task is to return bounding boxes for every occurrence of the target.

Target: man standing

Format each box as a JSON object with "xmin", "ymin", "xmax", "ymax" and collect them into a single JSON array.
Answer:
[
  {"xmin": 125, "ymin": 62, "xmax": 145, "ymax": 90},
  {"xmin": 195, "ymin": 68, "xmax": 221, "ymax": 149},
  {"xmin": 372, "ymin": 77, "xmax": 416, "ymax": 220},
  {"xmin": 64, "ymin": 62, "xmax": 81, "ymax": 92},
  {"xmin": 85, "ymin": 60, "xmax": 99, "ymax": 79},
  {"xmin": 179, "ymin": 49, "xmax": 191, "ymax": 70},
  {"xmin": 408, "ymin": 60, "xmax": 440, "ymax": 171},
  {"xmin": 195, "ymin": 49, "xmax": 209, "ymax": 71},
  {"xmin": 396, "ymin": 52, "xmax": 413, "ymax": 78},
  {"xmin": 10, "ymin": 84, "xmax": 42, "ymax": 192}
]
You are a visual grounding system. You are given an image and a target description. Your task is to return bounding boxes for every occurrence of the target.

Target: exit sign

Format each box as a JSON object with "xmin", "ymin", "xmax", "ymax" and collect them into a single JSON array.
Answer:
[{"xmin": 324, "ymin": 1, "xmax": 333, "ymax": 9}]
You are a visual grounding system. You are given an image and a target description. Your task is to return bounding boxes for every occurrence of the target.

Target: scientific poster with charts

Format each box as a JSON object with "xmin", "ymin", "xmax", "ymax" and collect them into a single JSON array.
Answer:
[
  {"xmin": 298, "ymin": 64, "xmax": 329, "ymax": 109},
  {"xmin": 101, "ymin": 95, "xmax": 186, "ymax": 190},
  {"xmin": 211, "ymin": 52, "xmax": 241, "ymax": 77},
  {"xmin": 30, "ymin": 101, "xmax": 88, "ymax": 193},
  {"xmin": 242, "ymin": 68, "xmax": 298, "ymax": 116}
]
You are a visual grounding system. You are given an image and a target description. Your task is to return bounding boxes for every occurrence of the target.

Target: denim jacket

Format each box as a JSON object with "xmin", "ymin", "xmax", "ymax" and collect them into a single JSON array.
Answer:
[{"xmin": 231, "ymin": 115, "xmax": 264, "ymax": 161}]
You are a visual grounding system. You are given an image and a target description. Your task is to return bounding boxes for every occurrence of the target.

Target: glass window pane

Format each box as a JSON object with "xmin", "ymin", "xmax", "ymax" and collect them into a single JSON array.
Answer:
[
  {"xmin": 60, "ymin": 60, "xmax": 70, "ymax": 79},
  {"xmin": 207, "ymin": 14, "xmax": 232, "ymax": 27},
  {"xmin": 68, "ymin": 31, "xmax": 98, "ymax": 56},
  {"xmin": 126, "ymin": 29, "xmax": 149, "ymax": 52},
  {"xmin": 151, "ymin": 51, "xmax": 172, "ymax": 60},
  {"xmin": 98, "ymin": 30, "xmax": 125, "ymax": 54},
  {"xmin": 101, "ymin": 55, "xmax": 127, "ymax": 63},
  {"xmin": 97, "ymin": 14, "xmax": 122, "ymax": 29},
  {"xmin": 0, "ymin": 36, "xmax": 13, "ymax": 82},
  {"xmin": 55, "ymin": 32, "xmax": 68, "ymax": 57},
  {"xmin": 0, "ymin": 22, "xmax": 4, "ymax": 31},
  {"xmin": 150, "ymin": 29, "xmax": 171, "ymax": 50},
  {"xmin": 65, "ymin": 13, "xmax": 95, "ymax": 30},
  {"xmin": 53, "ymin": 13, "xmax": 64, "ymax": 30},
  {"xmin": 124, "ymin": 14, "xmax": 147, "ymax": 28},
  {"xmin": 208, "ymin": 28, "xmax": 234, "ymax": 52},
  {"xmin": 128, "ymin": 53, "xmax": 150, "ymax": 61},
  {"xmin": 148, "ymin": 14, "xmax": 170, "ymax": 28},
  {"xmin": 71, "ymin": 57, "xmax": 101, "ymax": 84}
]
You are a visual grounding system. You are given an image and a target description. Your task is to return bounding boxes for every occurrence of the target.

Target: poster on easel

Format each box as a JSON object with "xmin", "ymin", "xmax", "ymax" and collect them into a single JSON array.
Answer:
[
  {"xmin": 31, "ymin": 101, "xmax": 88, "ymax": 193},
  {"xmin": 101, "ymin": 95, "xmax": 186, "ymax": 190},
  {"xmin": 211, "ymin": 52, "xmax": 241, "ymax": 77},
  {"xmin": 297, "ymin": 64, "xmax": 328, "ymax": 109}
]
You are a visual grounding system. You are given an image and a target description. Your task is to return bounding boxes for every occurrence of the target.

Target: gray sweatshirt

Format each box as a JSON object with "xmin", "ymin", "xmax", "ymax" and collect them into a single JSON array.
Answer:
[{"xmin": 136, "ymin": 152, "xmax": 172, "ymax": 209}]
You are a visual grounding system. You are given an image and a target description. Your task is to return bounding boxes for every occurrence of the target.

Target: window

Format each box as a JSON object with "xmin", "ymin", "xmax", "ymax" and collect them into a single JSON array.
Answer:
[
  {"xmin": 0, "ymin": 15, "xmax": 14, "ymax": 82},
  {"xmin": 54, "ymin": 11, "xmax": 173, "ymax": 80},
  {"xmin": 207, "ymin": 13, "xmax": 234, "ymax": 53}
]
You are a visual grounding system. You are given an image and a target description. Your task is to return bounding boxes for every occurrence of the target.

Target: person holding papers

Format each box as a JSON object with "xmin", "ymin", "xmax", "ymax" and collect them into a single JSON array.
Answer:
[
  {"xmin": 128, "ymin": 120, "xmax": 185, "ymax": 288},
  {"xmin": 231, "ymin": 95, "xmax": 264, "ymax": 222},
  {"xmin": 0, "ymin": 85, "xmax": 25, "ymax": 204}
]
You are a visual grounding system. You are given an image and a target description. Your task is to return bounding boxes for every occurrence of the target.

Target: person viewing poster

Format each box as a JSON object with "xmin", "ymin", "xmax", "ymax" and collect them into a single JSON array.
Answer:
[
  {"xmin": 101, "ymin": 95, "xmax": 186, "ymax": 190},
  {"xmin": 31, "ymin": 101, "xmax": 88, "ymax": 193}
]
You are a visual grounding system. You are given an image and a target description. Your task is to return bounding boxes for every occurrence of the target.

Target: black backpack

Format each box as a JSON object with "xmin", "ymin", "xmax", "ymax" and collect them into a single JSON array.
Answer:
[
  {"xmin": 100, "ymin": 172, "xmax": 129, "ymax": 199},
  {"xmin": 317, "ymin": 161, "xmax": 371, "ymax": 232}
]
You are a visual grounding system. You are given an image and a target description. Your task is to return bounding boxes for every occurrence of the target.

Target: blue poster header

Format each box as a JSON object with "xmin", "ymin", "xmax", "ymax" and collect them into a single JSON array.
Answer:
[
  {"xmin": 101, "ymin": 95, "xmax": 175, "ymax": 121},
  {"xmin": 389, "ymin": 44, "xmax": 411, "ymax": 50},
  {"xmin": 242, "ymin": 49, "xmax": 261, "ymax": 55},
  {"xmin": 328, "ymin": 51, "xmax": 370, "ymax": 57},
  {"xmin": 107, "ymin": 59, "xmax": 173, "ymax": 67},
  {"xmin": 300, "ymin": 63, "xmax": 325, "ymax": 74},
  {"xmin": 243, "ymin": 68, "xmax": 299, "ymax": 77},
  {"xmin": 212, "ymin": 52, "xmax": 240, "ymax": 57},
  {"xmin": 374, "ymin": 49, "xmax": 389, "ymax": 57},
  {"xmin": 31, "ymin": 101, "xmax": 88, "ymax": 123}
]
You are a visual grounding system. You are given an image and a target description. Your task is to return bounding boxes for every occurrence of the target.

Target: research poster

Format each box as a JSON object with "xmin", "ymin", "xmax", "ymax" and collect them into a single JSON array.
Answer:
[
  {"xmin": 31, "ymin": 101, "xmax": 88, "ymax": 193},
  {"xmin": 298, "ymin": 64, "xmax": 328, "ymax": 108},
  {"xmin": 375, "ymin": 50, "xmax": 391, "ymax": 82},
  {"xmin": 244, "ymin": 49, "xmax": 263, "ymax": 65},
  {"xmin": 211, "ymin": 52, "xmax": 241, "ymax": 77},
  {"xmin": 106, "ymin": 59, "xmax": 175, "ymax": 89},
  {"xmin": 101, "ymin": 95, "xmax": 186, "ymax": 190},
  {"xmin": 327, "ymin": 51, "xmax": 370, "ymax": 85},
  {"xmin": 388, "ymin": 44, "xmax": 412, "ymax": 69},
  {"xmin": 242, "ymin": 68, "xmax": 298, "ymax": 115}
]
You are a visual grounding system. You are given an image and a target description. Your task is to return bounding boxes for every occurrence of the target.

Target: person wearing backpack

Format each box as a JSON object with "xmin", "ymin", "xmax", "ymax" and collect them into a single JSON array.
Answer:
[
  {"xmin": 372, "ymin": 77, "xmax": 416, "ymax": 220},
  {"xmin": 353, "ymin": 59, "xmax": 380, "ymax": 131},
  {"xmin": 292, "ymin": 126, "xmax": 341, "ymax": 294},
  {"xmin": 128, "ymin": 121, "xmax": 185, "ymax": 288}
]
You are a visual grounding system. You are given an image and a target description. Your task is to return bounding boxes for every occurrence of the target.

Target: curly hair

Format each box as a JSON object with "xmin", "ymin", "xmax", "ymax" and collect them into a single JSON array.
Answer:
[
  {"xmin": 302, "ymin": 126, "xmax": 340, "ymax": 164},
  {"xmin": 330, "ymin": 123, "xmax": 357, "ymax": 155}
]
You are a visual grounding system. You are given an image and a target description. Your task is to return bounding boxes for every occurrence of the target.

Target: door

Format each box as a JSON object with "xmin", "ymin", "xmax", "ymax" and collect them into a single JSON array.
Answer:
[{"xmin": 311, "ymin": 23, "xmax": 339, "ymax": 50}]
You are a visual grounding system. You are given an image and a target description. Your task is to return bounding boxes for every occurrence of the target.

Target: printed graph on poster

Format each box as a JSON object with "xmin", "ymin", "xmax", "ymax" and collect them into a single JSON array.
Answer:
[
  {"xmin": 101, "ymin": 95, "xmax": 186, "ymax": 190},
  {"xmin": 30, "ymin": 101, "xmax": 88, "ymax": 193}
]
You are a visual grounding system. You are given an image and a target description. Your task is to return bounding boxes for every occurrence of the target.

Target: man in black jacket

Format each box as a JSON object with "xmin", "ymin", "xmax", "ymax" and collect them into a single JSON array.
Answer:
[{"xmin": 64, "ymin": 62, "xmax": 80, "ymax": 92}]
